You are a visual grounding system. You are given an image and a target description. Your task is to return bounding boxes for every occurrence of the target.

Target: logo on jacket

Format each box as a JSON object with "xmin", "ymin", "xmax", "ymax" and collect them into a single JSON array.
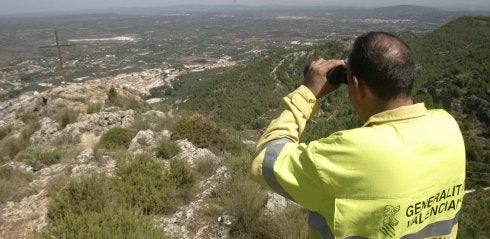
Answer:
[{"xmin": 379, "ymin": 205, "xmax": 400, "ymax": 238}]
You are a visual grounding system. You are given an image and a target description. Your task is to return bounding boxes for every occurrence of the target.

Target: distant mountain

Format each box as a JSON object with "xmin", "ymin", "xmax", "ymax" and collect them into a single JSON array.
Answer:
[
  {"xmin": 3, "ymin": 4, "xmax": 487, "ymax": 19},
  {"xmin": 358, "ymin": 5, "xmax": 456, "ymax": 23}
]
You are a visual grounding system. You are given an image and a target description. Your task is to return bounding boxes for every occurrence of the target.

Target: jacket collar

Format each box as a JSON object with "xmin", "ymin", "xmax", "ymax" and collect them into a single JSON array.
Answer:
[{"xmin": 363, "ymin": 103, "xmax": 427, "ymax": 127}]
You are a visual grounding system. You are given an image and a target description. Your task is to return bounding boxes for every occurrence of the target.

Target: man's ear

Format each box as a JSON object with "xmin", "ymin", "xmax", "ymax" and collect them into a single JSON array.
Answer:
[{"xmin": 351, "ymin": 75, "xmax": 367, "ymax": 100}]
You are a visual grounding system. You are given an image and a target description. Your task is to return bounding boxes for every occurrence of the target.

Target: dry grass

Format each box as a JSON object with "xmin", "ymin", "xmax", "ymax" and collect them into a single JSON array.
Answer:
[{"xmin": 0, "ymin": 166, "xmax": 35, "ymax": 203}]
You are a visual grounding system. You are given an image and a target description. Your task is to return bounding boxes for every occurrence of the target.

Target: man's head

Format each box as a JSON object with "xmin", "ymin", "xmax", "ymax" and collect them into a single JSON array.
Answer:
[{"xmin": 347, "ymin": 31, "xmax": 416, "ymax": 120}]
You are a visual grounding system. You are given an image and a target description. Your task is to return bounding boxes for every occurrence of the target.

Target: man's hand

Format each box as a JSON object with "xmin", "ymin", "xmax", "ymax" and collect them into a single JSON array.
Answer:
[{"xmin": 303, "ymin": 59, "xmax": 346, "ymax": 99}]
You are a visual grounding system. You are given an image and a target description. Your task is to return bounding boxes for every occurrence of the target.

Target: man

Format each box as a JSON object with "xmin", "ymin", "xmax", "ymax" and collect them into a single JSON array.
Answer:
[{"xmin": 251, "ymin": 32, "xmax": 465, "ymax": 238}]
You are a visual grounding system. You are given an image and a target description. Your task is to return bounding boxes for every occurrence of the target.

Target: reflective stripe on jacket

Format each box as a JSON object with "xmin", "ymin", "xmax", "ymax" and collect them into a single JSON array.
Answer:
[{"xmin": 251, "ymin": 85, "xmax": 466, "ymax": 239}]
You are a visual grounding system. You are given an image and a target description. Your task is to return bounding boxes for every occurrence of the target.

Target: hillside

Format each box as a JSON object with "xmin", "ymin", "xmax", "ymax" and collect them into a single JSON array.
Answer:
[
  {"xmin": 410, "ymin": 16, "xmax": 490, "ymax": 188},
  {"xmin": 162, "ymin": 16, "xmax": 490, "ymax": 188}
]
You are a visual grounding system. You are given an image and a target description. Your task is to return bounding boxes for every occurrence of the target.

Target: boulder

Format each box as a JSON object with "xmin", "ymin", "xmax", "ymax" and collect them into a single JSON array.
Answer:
[
  {"xmin": 128, "ymin": 130, "xmax": 157, "ymax": 152},
  {"xmin": 29, "ymin": 117, "xmax": 60, "ymax": 145}
]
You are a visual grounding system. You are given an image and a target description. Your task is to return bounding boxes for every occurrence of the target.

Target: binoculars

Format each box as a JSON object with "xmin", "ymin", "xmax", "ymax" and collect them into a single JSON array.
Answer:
[{"xmin": 303, "ymin": 64, "xmax": 348, "ymax": 85}]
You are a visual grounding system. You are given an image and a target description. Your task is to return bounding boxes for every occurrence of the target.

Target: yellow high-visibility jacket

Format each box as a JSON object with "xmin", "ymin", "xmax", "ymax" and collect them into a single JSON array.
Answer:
[{"xmin": 251, "ymin": 86, "xmax": 466, "ymax": 239}]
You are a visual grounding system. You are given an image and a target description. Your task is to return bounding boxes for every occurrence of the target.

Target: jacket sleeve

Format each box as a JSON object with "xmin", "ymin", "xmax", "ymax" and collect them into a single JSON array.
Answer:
[{"xmin": 251, "ymin": 85, "xmax": 326, "ymax": 211}]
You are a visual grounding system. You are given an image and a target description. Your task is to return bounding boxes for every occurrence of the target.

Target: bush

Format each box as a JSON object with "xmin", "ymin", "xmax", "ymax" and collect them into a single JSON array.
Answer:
[
  {"xmin": 155, "ymin": 140, "xmax": 181, "ymax": 159},
  {"xmin": 459, "ymin": 189, "xmax": 490, "ymax": 238},
  {"xmin": 168, "ymin": 159, "xmax": 197, "ymax": 204},
  {"xmin": 0, "ymin": 127, "xmax": 9, "ymax": 140},
  {"xmin": 168, "ymin": 159, "xmax": 197, "ymax": 188},
  {"xmin": 172, "ymin": 114, "xmax": 241, "ymax": 153},
  {"xmin": 0, "ymin": 136, "xmax": 30, "ymax": 163},
  {"xmin": 115, "ymin": 153, "xmax": 179, "ymax": 214},
  {"xmin": 16, "ymin": 147, "xmax": 64, "ymax": 170},
  {"xmin": 38, "ymin": 207, "xmax": 167, "ymax": 239},
  {"xmin": 41, "ymin": 153, "xmax": 199, "ymax": 238},
  {"xmin": 47, "ymin": 174, "xmax": 120, "ymax": 220},
  {"xmin": 96, "ymin": 127, "xmax": 137, "ymax": 150},
  {"xmin": 42, "ymin": 173, "xmax": 167, "ymax": 239},
  {"xmin": 55, "ymin": 108, "xmax": 79, "ymax": 129},
  {"xmin": 0, "ymin": 166, "xmax": 35, "ymax": 203},
  {"xmin": 107, "ymin": 86, "xmax": 118, "ymax": 105},
  {"xmin": 195, "ymin": 156, "xmax": 216, "ymax": 178},
  {"xmin": 86, "ymin": 103, "xmax": 102, "ymax": 114},
  {"xmin": 213, "ymin": 149, "xmax": 308, "ymax": 239}
]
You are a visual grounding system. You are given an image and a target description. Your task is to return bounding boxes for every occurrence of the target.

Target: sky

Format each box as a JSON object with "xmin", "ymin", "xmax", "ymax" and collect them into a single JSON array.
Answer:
[{"xmin": 1, "ymin": 0, "xmax": 490, "ymax": 15}]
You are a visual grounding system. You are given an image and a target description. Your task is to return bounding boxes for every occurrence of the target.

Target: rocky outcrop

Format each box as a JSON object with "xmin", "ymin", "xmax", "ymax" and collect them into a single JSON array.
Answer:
[
  {"xmin": 61, "ymin": 110, "xmax": 135, "ymax": 142},
  {"xmin": 158, "ymin": 139, "xmax": 229, "ymax": 239},
  {"xmin": 175, "ymin": 139, "xmax": 217, "ymax": 168},
  {"xmin": 69, "ymin": 148, "xmax": 116, "ymax": 178},
  {"xmin": 30, "ymin": 117, "xmax": 60, "ymax": 145},
  {"xmin": 128, "ymin": 129, "xmax": 157, "ymax": 153},
  {"xmin": 159, "ymin": 165, "xmax": 229, "ymax": 239},
  {"xmin": 0, "ymin": 162, "xmax": 66, "ymax": 239}
]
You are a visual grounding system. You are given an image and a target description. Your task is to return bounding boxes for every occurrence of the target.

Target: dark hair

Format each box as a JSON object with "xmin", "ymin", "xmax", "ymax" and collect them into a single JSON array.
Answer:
[{"xmin": 348, "ymin": 31, "xmax": 416, "ymax": 100}]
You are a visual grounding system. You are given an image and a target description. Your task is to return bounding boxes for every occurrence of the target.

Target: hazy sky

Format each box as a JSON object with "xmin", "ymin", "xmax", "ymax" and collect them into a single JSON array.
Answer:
[{"xmin": 1, "ymin": 0, "xmax": 490, "ymax": 15}]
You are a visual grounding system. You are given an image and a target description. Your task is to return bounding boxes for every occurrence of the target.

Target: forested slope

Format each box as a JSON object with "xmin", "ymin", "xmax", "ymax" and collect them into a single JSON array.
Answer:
[
  {"xmin": 158, "ymin": 16, "xmax": 490, "ymax": 187},
  {"xmin": 410, "ymin": 16, "xmax": 490, "ymax": 188}
]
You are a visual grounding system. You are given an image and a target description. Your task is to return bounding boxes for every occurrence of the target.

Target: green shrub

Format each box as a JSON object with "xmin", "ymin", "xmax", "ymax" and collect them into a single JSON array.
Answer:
[
  {"xmin": 168, "ymin": 159, "xmax": 197, "ymax": 188},
  {"xmin": 0, "ymin": 136, "xmax": 30, "ymax": 162},
  {"xmin": 0, "ymin": 166, "xmax": 35, "ymax": 203},
  {"xmin": 38, "ymin": 207, "xmax": 167, "ymax": 239},
  {"xmin": 55, "ymin": 108, "xmax": 79, "ymax": 129},
  {"xmin": 214, "ymin": 150, "xmax": 308, "ymax": 239},
  {"xmin": 47, "ymin": 173, "xmax": 120, "ymax": 220},
  {"xmin": 16, "ymin": 147, "xmax": 64, "ymax": 170},
  {"xmin": 219, "ymin": 172, "xmax": 272, "ymax": 238},
  {"xmin": 86, "ymin": 103, "xmax": 102, "ymax": 114},
  {"xmin": 195, "ymin": 156, "xmax": 216, "ymax": 178},
  {"xmin": 20, "ymin": 112, "xmax": 40, "ymax": 125},
  {"xmin": 155, "ymin": 140, "xmax": 181, "ymax": 159},
  {"xmin": 172, "ymin": 114, "xmax": 241, "ymax": 153},
  {"xmin": 0, "ymin": 127, "xmax": 9, "ymax": 140},
  {"xmin": 168, "ymin": 159, "xmax": 197, "ymax": 203},
  {"xmin": 40, "ymin": 151, "xmax": 199, "ymax": 238},
  {"xmin": 41, "ymin": 189, "xmax": 166, "ymax": 239},
  {"xmin": 459, "ymin": 189, "xmax": 490, "ymax": 238},
  {"xmin": 21, "ymin": 120, "xmax": 40, "ymax": 140},
  {"xmin": 107, "ymin": 86, "xmax": 118, "ymax": 105},
  {"xmin": 115, "ymin": 153, "xmax": 179, "ymax": 214},
  {"xmin": 96, "ymin": 127, "xmax": 137, "ymax": 150}
]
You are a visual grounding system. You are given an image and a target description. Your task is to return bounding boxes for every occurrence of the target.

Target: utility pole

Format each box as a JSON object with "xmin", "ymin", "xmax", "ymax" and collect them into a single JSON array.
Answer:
[{"xmin": 40, "ymin": 31, "xmax": 75, "ymax": 80}]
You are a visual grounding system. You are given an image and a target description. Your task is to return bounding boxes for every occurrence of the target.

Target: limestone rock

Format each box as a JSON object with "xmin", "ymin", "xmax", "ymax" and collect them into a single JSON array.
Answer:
[
  {"xmin": 158, "ymin": 161, "xmax": 228, "ymax": 239},
  {"xmin": 30, "ymin": 117, "xmax": 60, "ymax": 145},
  {"xmin": 73, "ymin": 148, "xmax": 95, "ymax": 164},
  {"xmin": 265, "ymin": 192, "xmax": 288, "ymax": 216},
  {"xmin": 175, "ymin": 139, "xmax": 217, "ymax": 168},
  {"xmin": 70, "ymin": 162, "xmax": 99, "ymax": 178},
  {"xmin": 128, "ymin": 130, "xmax": 157, "ymax": 152},
  {"xmin": 20, "ymin": 95, "xmax": 47, "ymax": 115},
  {"xmin": 143, "ymin": 110, "xmax": 167, "ymax": 118},
  {"xmin": 3, "ymin": 162, "xmax": 34, "ymax": 174},
  {"xmin": 159, "ymin": 129, "xmax": 172, "ymax": 140},
  {"xmin": 217, "ymin": 214, "xmax": 233, "ymax": 238},
  {"xmin": 70, "ymin": 148, "xmax": 98, "ymax": 178},
  {"xmin": 62, "ymin": 110, "xmax": 134, "ymax": 138}
]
